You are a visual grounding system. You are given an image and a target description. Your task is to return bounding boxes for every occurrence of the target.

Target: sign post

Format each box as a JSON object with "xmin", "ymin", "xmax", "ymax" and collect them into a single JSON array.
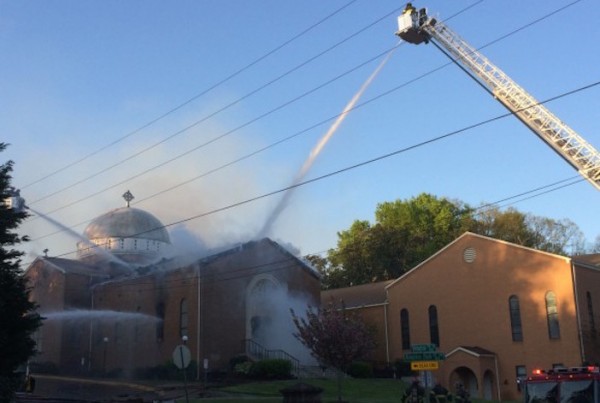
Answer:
[
  {"xmin": 405, "ymin": 344, "xmax": 446, "ymax": 403},
  {"xmin": 173, "ymin": 339, "xmax": 191, "ymax": 403},
  {"xmin": 203, "ymin": 358, "xmax": 209, "ymax": 386}
]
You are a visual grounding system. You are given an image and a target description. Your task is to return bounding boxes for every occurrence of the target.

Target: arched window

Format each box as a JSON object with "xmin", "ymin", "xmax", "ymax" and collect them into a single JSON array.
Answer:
[
  {"xmin": 587, "ymin": 292, "xmax": 597, "ymax": 339},
  {"xmin": 428, "ymin": 305, "xmax": 440, "ymax": 347},
  {"xmin": 179, "ymin": 298, "xmax": 188, "ymax": 338},
  {"xmin": 401, "ymin": 309, "xmax": 411, "ymax": 350},
  {"xmin": 509, "ymin": 295, "xmax": 523, "ymax": 341},
  {"xmin": 545, "ymin": 291, "xmax": 560, "ymax": 339}
]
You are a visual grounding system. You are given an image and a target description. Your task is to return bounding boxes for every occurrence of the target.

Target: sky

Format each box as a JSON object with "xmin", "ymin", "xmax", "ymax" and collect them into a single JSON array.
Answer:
[{"xmin": 1, "ymin": 0, "xmax": 599, "ymax": 264}]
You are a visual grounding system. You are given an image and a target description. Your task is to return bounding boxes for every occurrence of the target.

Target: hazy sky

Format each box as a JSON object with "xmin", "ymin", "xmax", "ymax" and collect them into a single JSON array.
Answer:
[{"xmin": 1, "ymin": 0, "xmax": 599, "ymax": 262}]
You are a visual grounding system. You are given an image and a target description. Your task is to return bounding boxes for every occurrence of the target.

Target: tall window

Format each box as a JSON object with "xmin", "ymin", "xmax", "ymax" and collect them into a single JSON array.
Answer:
[
  {"xmin": 401, "ymin": 309, "xmax": 411, "ymax": 350},
  {"xmin": 509, "ymin": 295, "xmax": 523, "ymax": 341},
  {"xmin": 545, "ymin": 291, "xmax": 560, "ymax": 339},
  {"xmin": 587, "ymin": 292, "xmax": 597, "ymax": 339},
  {"xmin": 428, "ymin": 305, "xmax": 440, "ymax": 347},
  {"xmin": 179, "ymin": 298, "xmax": 189, "ymax": 337}
]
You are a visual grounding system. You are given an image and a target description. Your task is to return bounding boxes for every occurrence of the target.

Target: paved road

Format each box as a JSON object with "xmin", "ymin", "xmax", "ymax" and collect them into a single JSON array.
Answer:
[{"xmin": 15, "ymin": 374, "xmax": 191, "ymax": 402}]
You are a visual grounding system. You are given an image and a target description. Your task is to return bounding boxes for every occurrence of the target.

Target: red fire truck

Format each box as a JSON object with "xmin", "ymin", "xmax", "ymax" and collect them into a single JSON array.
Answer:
[{"xmin": 523, "ymin": 367, "xmax": 599, "ymax": 403}]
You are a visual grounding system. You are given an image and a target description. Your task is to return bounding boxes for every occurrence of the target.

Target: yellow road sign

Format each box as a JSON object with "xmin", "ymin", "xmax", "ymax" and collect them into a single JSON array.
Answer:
[{"xmin": 411, "ymin": 361, "xmax": 439, "ymax": 371}]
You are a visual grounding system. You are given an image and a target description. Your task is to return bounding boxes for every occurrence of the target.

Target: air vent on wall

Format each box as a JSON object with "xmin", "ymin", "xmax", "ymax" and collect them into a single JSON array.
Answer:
[{"xmin": 463, "ymin": 247, "xmax": 476, "ymax": 263}]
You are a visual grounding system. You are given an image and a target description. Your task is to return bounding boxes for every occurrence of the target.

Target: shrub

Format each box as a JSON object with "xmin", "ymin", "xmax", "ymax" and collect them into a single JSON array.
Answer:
[
  {"xmin": 347, "ymin": 361, "xmax": 373, "ymax": 378},
  {"xmin": 229, "ymin": 354, "xmax": 250, "ymax": 371},
  {"xmin": 249, "ymin": 359, "xmax": 292, "ymax": 380},
  {"xmin": 234, "ymin": 361, "xmax": 253, "ymax": 376}
]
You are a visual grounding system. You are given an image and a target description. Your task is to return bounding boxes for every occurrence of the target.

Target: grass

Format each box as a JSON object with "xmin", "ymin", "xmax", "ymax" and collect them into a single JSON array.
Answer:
[{"xmin": 185, "ymin": 377, "xmax": 405, "ymax": 403}]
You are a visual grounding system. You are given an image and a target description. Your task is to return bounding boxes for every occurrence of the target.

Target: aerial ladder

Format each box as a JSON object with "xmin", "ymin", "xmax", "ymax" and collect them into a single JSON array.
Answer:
[{"xmin": 396, "ymin": 4, "xmax": 600, "ymax": 191}]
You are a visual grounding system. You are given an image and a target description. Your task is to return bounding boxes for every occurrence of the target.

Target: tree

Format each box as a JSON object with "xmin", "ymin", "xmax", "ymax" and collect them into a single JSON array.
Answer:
[
  {"xmin": 325, "ymin": 194, "xmax": 473, "ymax": 287},
  {"xmin": 471, "ymin": 206, "xmax": 537, "ymax": 246},
  {"xmin": 323, "ymin": 193, "xmax": 589, "ymax": 289},
  {"xmin": 0, "ymin": 143, "xmax": 42, "ymax": 402},
  {"xmin": 593, "ymin": 235, "xmax": 600, "ymax": 253},
  {"xmin": 526, "ymin": 215, "xmax": 585, "ymax": 255},
  {"xmin": 291, "ymin": 300, "xmax": 375, "ymax": 402}
]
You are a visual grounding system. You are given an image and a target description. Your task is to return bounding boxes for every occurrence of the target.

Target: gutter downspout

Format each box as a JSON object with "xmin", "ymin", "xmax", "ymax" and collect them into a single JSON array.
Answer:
[
  {"xmin": 571, "ymin": 259, "xmax": 585, "ymax": 363},
  {"xmin": 494, "ymin": 354, "xmax": 501, "ymax": 401},
  {"xmin": 384, "ymin": 289, "xmax": 390, "ymax": 364}
]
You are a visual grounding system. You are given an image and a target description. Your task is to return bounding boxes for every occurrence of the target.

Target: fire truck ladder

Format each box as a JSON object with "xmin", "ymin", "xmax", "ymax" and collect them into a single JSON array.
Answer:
[{"xmin": 396, "ymin": 7, "xmax": 600, "ymax": 191}]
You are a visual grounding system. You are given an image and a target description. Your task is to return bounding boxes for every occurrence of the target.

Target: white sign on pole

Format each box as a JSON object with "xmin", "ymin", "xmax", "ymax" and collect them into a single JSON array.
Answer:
[{"xmin": 172, "ymin": 345, "xmax": 191, "ymax": 369}]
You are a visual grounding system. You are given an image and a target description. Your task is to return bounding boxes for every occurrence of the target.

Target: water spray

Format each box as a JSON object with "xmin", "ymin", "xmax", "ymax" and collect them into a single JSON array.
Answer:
[
  {"xmin": 258, "ymin": 49, "xmax": 396, "ymax": 238},
  {"xmin": 4, "ymin": 188, "xmax": 128, "ymax": 267}
]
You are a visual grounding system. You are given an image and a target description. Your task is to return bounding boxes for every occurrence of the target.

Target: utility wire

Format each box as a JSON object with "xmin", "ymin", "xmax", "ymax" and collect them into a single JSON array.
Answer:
[
  {"xmin": 28, "ymin": 0, "xmax": 591, "ymax": 240},
  {"xmin": 35, "ymin": 0, "xmax": 553, "ymax": 224},
  {"xmin": 25, "ymin": 4, "xmax": 404, "ymax": 206},
  {"xmin": 36, "ymin": 171, "xmax": 587, "ymax": 294},
  {"xmin": 31, "ymin": 80, "xmax": 600, "ymax": 259},
  {"xmin": 43, "ymin": 177, "xmax": 590, "ymax": 295},
  {"xmin": 28, "ymin": 42, "xmax": 405, "ymax": 223},
  {"xmin": 20, "ymin": 0, "xmax": 360, "ymax": 191}
]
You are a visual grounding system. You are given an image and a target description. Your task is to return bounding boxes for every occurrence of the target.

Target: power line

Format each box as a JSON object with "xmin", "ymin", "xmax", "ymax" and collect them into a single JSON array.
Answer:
[
  {"xmin": 20, "ymin": 0, "xmax": 360, "ymax": 191},
  {"xmin": 27, "ymin": 42, "xmax": 405, "ymax": 223},
  {"xmin": 25, "ymin": 4, "xmax": 403, "ymax": 206},
  {"xmin": 30, "ymin": 81, "xmax": 600, "ymax": 260},
  {"xmin": 24, "ymin": 0, "xmax": 572, "ymax": 225},
  {"xmin": 22, "ymin": 1, "xmax": 595, "ymax": 256},
  {"xmin": 43, "ymin": 172, "xmax": 586, "ymax": 296}
]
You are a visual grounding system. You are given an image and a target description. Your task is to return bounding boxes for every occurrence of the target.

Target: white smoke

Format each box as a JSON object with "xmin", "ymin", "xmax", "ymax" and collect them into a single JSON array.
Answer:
[
  {"xmin": 16, "ymin": 112, "xmax": 274, "ymax": 261},
  {"xmin": 248, "ymin": 284, "xmax": 318, "ymax": 366}
]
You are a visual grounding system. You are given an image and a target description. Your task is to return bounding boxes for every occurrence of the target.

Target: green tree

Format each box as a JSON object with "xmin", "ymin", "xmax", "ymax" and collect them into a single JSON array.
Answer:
[
  {"xmin": 0, "ymin": 144, "xmax": 42, "ymax": 402},
  {"xmin": 325, "ymin": 194, "xmax": 472, "ymax": 287},
  {"xmin": 291, "ymin": 300, "xmax": 375, "ymax": 402},
  {"xmin": 323, "ymin": 193, "xmax": 588, "ymax": 289}
]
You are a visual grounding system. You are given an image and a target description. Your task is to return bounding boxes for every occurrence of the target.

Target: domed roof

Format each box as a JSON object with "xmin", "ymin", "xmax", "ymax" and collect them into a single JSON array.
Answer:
[{"xmin": 83, "ymin": 207, "xmax": 171, "ymax": 244}]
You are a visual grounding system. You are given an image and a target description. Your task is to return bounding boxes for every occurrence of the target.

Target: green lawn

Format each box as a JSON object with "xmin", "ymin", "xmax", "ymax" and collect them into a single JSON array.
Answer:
[{"xmin": 185, "ymin": 378, "xmax": 405, "ymax": 403}]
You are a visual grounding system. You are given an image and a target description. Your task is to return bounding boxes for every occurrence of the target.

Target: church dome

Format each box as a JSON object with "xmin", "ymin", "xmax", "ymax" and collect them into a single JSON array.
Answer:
[
  {"xmin": 83, "ymin": 207, "xmax": 170, "ymax": 244},
  {"xmin": 77, "ymin": 193, "xmax": 171, "ymax": 267}
]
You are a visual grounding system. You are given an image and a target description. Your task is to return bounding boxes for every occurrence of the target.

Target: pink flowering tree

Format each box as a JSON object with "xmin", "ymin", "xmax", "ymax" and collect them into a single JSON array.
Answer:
[{"xmin": 291, "ymin": 300, "xmax": 376, "ymax": 402}]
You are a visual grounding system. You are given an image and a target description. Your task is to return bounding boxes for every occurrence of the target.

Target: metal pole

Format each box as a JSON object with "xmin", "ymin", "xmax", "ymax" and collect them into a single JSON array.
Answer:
[
  {"xmin": 103, "ymin": 337, "xmax": 109, "ymax": 376},
  {"xmin": 180, "ymin": 338, "xmax": 190, "ymax": 403}
]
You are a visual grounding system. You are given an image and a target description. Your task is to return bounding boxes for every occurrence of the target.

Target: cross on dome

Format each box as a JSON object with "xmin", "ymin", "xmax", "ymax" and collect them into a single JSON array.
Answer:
[{"xmin": 122, "ymin": 190, "xmax": 134, "ymax": 207}]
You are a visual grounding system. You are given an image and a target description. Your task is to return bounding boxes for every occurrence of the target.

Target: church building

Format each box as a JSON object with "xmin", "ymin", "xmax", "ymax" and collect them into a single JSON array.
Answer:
[
  {"xmin": 25, "ymin": 193, "xmax": 321, "ymax": 378},
  {"xmin": 324, "ymin": 232, "xmax": 600, "ymax": 401},
  {"xmin": 25, "ymin": 190, "xmax": 600, "ymax": 401}
]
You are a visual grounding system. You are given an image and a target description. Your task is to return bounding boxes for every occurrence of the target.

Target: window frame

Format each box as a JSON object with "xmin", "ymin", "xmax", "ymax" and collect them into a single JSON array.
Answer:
[
  {"xmin": 509, "ymin": 295, "xmax": 524, "ymax": 342},
  {"xmin": 545, "ymin": 291, "xmax": 560, "ymax": 339},
  {"xmin": 179, "ymin": 298, "xmax": 189, "ymax": 338},
  {"xmin": 428, "ymin": 305, "xmax": 440, "ymax": 347}
]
